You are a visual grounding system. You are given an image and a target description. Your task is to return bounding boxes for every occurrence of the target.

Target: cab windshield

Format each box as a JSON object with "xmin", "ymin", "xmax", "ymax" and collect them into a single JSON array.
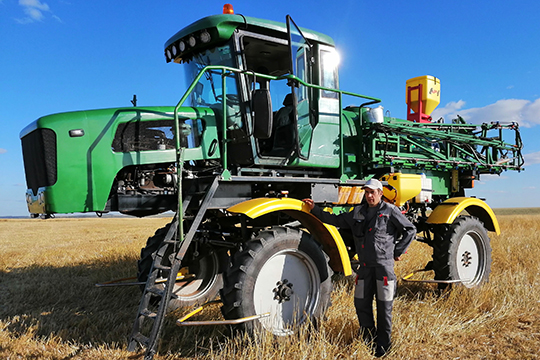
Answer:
[{"xmin": 184, "ymin": 44, "xmax": 241, "ymax": 129}]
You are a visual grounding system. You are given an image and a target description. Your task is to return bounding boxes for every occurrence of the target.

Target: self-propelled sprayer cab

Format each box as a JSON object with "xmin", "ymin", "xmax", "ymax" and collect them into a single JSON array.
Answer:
[{"xmin": 162, "ymin": 8, "xmax": 379, "ymax": 170}]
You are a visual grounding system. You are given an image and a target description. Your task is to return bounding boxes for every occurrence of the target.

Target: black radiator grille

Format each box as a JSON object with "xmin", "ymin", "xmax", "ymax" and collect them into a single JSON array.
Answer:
[{"xmin": 21, "ymin": 128, "xmax": 57, "ymax": 194}]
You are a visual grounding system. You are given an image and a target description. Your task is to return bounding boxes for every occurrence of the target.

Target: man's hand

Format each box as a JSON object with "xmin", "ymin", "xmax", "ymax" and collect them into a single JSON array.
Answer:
[
  {"xmin": 394, "ymin": 256, "xmax": 402, "ymax": 261},
  {"xmin": 302, "ymin": 198, "xmax": 315, "ymax": 211}
]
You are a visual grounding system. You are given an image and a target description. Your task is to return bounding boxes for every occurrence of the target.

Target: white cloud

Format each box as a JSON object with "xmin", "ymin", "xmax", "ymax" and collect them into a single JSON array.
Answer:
[
  {"xmin": 431, "ymin": 100, "xmax": 466, "ymax": 120},
  {"xmin": 432, "ymin": 98, "xmax": 540, "ymax": 128},
  {"xmin": 16, "ymin": 0, "xmax": 59, "ymax": 23},
  {"xmin": 476, "ymin": 173, "xmax": 504, "ymax": 183},
  {"xmin": 25, "ymin": 6, "xmax": 45, "ymax": 20},
  {"xmin": 524, "ymin": 151, "xmax": 540, "ymax": 166},
  {"xmin": 0, "ymin": 148, "xmax": 7, "ymax": 154},
  {"xmin": 20, "ymin": 0, "xmax": 50, "ymax": 10}
]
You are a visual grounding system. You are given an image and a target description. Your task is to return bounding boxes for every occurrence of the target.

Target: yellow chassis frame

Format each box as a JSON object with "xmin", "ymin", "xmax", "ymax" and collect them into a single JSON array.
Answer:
[{"xmin": 226, "ymin": 196, "xmax": 499, "ymax": 279}]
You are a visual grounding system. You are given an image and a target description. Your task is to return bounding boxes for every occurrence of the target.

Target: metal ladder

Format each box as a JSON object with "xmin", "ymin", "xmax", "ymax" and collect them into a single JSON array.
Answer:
[{"xmin": 127, "ymin": 176, "xmax": 220, "ymax": 360}]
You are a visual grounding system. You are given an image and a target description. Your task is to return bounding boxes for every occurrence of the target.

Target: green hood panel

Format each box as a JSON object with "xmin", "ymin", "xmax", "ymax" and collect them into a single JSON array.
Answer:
[{"xmin": 21, "ymin": 106, "xmax": 219, "ymax": 213}]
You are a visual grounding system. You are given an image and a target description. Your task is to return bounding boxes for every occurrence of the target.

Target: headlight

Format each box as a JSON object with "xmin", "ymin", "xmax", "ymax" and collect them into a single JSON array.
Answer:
[{"xmin": 200, "ymin": 30, "xmax": 211, "ymax": 43}]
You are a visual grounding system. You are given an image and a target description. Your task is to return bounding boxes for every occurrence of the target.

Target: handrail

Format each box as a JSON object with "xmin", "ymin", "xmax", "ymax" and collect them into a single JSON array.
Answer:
[
  {"xmin": 172, "ymin": 65, "xmax": 382, "ymax": 188},
  {"xmin": 173, "ymin": 65, "xmax": 381, "ymax": 113}
]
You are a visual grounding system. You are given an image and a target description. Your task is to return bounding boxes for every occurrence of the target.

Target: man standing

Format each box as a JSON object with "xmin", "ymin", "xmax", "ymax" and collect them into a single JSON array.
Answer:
[{"xmin": 303, "ymin": 178, "xmax": 416, "ymax": 357}]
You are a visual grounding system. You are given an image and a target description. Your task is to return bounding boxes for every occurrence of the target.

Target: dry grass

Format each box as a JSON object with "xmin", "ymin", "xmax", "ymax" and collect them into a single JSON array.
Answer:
[{"xmin": 1, "ymin": 214, "xmax": 539, "ymax": 359}]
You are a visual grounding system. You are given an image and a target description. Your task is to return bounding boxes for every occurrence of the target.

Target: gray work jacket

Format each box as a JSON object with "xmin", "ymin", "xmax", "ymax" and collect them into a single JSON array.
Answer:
[{"xmin": 311, "ymin": 201, "xmax": 416, "ymax": 267}]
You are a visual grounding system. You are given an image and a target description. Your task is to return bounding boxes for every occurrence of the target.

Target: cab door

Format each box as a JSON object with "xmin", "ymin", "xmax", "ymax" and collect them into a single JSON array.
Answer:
[{"xmin": 287, "ymin": 16, "xmax": 313, "ymax": 160}]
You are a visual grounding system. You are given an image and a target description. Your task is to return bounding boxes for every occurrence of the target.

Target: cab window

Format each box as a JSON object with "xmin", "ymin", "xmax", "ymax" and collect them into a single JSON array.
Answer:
[
  {"xmin": 320, "ymin": 49, "xmax": 339, "ymax": 99},
  {"xmin": 112, "ymin": 119, "xmax": 205, "ymax": 152}
]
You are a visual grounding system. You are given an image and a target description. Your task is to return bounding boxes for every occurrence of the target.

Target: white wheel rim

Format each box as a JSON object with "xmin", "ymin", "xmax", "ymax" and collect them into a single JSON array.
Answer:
[
  {"xmin": 456, "ymin": 231, "xmax": 483, "ymax": 286},
  {"xmin": 253, "ymin": 249, "xmax": 320, "ymax": 335}
]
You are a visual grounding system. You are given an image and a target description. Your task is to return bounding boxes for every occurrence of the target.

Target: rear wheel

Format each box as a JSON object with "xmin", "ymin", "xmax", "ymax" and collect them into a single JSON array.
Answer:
[
  {"xmin": 432, "ymin": 216, "xmax": 492, "ymax": 288},
  {"xmin": 137, "ymin": 223, "xmax": 224, "ymax": 309},
  {"xmin": 220, "ymin": 226, "xmax": 333, "ymax": 335}
]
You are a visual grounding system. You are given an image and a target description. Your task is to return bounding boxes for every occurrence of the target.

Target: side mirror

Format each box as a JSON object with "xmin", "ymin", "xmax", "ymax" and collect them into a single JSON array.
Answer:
[{"xmin": 252, "ymin": 89, "xmax": 273, "ymax": 139}]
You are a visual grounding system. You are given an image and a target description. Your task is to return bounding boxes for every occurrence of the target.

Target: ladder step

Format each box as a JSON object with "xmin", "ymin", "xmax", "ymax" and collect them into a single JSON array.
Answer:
[
  {"xmin": 132, "ymin": 332, "xmax": 149, "ymax": 346},
  {"xmin": 147, "ymin": 286, "xmax": 164, "ymax": 297},
  {"xmin": 153, "ymin": 263, "xmax": 171, "ymax": 271},
  {"xmin": 186, "ymin": 191, "xmax": 207, "ymax": 195},
  {"xmin": 163, "ymin": 239, "xmax": 178, "ymax": 244},
  {"xmin": 141, "ymin": 309, "xmax": 157, "ymax": 319}
]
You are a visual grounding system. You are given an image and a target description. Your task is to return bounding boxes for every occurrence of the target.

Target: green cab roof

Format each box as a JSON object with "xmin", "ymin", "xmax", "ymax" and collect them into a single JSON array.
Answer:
[{"xmin": 164, "ymin": 14, "xmax": 334, "ymax": 63}]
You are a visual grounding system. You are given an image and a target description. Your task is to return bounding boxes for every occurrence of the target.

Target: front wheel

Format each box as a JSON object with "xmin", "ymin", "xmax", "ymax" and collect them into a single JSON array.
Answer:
[
  {"xmin": 137, "ymin": 223, "xmax": 225, "ymax": 309},
  {"xmin": 432, "ymin": 216, "xmax": 492, "ymax": 288},
  {"xmin": 220, "ymin": 226, "xmax": 333, "ymax": 336}
]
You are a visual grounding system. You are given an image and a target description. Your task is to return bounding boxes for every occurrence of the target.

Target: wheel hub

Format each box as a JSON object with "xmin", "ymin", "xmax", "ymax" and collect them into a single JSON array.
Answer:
[
  {"xmin": 461, "ymin": 251, "xmax": 472, "ymax": 267},
  {"xmin": 272, "ymin": 279, "xmax": 294, "ymax": 303}
]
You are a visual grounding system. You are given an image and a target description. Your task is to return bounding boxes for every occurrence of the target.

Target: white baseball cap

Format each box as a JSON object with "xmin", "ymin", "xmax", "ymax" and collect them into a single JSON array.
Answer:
[{"xmin": 362, "ymin": 178, "xmax": 383, "ymax": 191}]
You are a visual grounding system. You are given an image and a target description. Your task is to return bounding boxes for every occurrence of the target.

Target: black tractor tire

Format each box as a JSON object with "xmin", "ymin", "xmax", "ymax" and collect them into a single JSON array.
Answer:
[
  {"xmin": 137, "ymin": 222, "xmax": 225, "ymax": 309},
  {"xmin": 220, "ymin": 226, "xmax": 333, "ymax": 336},
  {"xmin": 432, "ymin": 216, "xmax": 492, "ymax": 288}
]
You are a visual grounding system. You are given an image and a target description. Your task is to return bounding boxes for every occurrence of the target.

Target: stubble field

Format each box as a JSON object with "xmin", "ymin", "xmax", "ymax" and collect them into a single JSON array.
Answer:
[{"xmin": 0, "ymin": 211, "xmax": 539, "ymax": 359}]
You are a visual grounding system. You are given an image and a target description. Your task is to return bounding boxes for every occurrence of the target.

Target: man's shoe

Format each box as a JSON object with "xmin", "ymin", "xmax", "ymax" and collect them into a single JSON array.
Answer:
[{"xmin": 375, "ymin": 344, "xmax": 390, "ymax": 358}]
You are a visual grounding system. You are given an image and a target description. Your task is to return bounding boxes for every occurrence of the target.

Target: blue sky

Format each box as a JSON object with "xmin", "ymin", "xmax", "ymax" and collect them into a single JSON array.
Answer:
[{"xmin": 1, "ymin": 0, "xmax": 539, "ymax": 217}]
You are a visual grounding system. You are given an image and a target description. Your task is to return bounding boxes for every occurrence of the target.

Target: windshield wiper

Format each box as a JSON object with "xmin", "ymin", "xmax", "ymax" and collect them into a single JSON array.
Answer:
[{"xmin": 196, "ymin": 54, "xmax": 220, "ymax": 103}]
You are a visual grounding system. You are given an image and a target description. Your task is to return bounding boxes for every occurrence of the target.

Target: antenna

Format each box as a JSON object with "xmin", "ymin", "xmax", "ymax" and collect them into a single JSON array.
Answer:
[{"xmin": 131, "ymin": 95, "xmax": 137, "ymax": 107}]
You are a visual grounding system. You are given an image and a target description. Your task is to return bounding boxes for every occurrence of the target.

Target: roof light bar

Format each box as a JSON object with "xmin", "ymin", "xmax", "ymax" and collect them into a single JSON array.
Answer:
[{"xmin": 164, "ymin": 29, "xmax": 213, "ymax": 63}]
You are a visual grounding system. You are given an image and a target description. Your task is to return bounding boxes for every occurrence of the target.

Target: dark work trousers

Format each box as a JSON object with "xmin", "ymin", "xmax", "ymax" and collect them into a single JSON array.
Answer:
[{"xmin": 354, "ymin": 265, "xmax": 396, "ymax": 355}]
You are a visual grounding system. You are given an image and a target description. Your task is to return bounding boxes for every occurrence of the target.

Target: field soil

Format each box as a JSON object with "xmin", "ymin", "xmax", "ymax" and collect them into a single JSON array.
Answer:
[{"xmin": 1, "ymin": 212, "xmax": 539, "ymax": 359}]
